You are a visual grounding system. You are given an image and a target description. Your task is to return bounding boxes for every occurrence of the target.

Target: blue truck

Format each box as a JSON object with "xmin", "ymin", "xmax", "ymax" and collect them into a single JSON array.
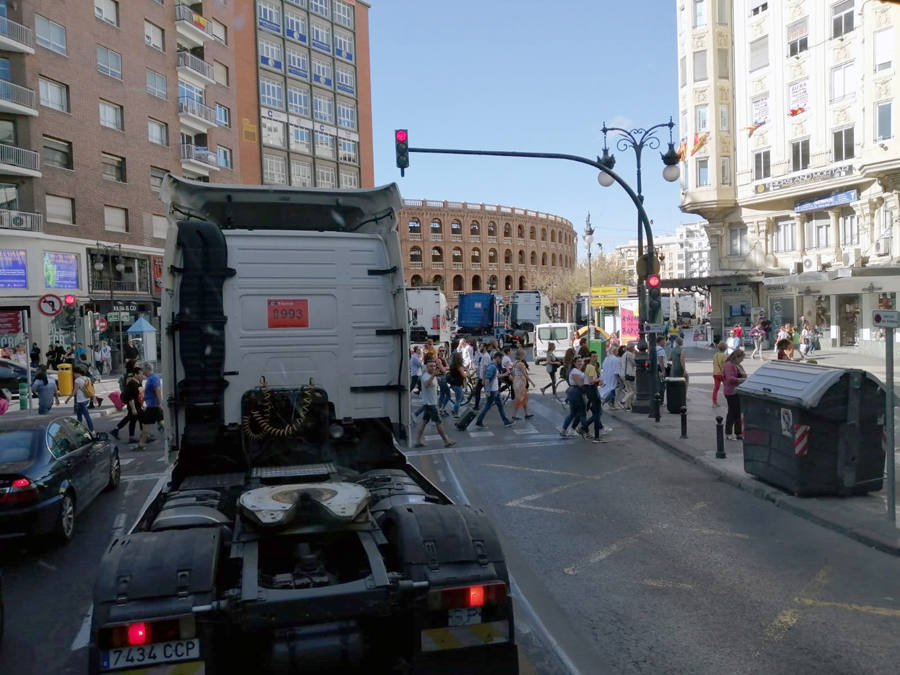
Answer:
[{"xmin": 456, "ymin": 293, "xmax": 507, "ymax": 344}]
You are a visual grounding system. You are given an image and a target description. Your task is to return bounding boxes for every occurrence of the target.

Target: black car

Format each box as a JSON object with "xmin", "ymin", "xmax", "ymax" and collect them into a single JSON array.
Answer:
[
  {"xmin": 0, "ymin": 358, "xmax": 27, "ymax": 394},
  {"xmin": 0, "ymin": 414, "xmax": 120, "ymax": 544}
]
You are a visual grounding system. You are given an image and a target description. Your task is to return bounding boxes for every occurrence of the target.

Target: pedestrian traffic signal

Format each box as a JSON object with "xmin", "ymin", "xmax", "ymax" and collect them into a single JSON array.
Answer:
[
  {"xmin": 647, "ymin": 274, "xmax": 661, "ymax": 288},
  {"xmin": 647, "ymin": 281, "xmax": 662, "ymax": 323},
  {"xmin": 395, "ymin": 129, "xmax": 409, "ymax": 175},
  {"xmin": 64, "ymin": 294, "xmax": 76, "ymax": 306}
]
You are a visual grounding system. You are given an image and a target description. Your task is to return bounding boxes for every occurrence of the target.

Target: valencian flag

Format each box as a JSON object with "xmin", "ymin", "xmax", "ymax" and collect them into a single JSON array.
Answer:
[
  {"xmin": 789, "ymin": 107, "xmax": 806, "ymax": 117},
  {"xmin": 677, "ymin": 139, "xmax": 687, "ymax": 162},
  {"xmin": 690, "ymin": 132, "xmax": 708, "ymax": 156},
  {"xmin": 742, "ymin": 121, "xmax": 766, "ymax": 137}
]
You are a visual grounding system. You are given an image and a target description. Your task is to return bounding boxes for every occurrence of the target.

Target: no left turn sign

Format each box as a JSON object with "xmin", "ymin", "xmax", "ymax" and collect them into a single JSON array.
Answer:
[{"xmin": 38, "ymin": 294, "xmax": 63, "ymax": 316}]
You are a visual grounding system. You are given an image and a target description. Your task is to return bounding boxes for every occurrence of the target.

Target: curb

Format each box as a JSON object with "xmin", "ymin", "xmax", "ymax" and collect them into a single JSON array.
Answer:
[{"xmin": 612, "ymin": 410, "xmax": 900, "ymax": 557}]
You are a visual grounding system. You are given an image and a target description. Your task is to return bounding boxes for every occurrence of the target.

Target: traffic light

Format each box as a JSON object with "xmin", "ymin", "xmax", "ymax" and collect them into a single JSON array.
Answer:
[
  {"xmin": 395, "ymin": 129, "xmax": 409, "ymax": 175},
  {"xmin": 647, "ymin": 274, "xmax": 662, "ymax": 323}
]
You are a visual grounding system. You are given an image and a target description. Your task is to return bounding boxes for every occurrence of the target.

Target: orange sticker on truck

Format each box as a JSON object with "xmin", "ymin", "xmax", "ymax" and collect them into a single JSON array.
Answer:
[{"xmin": 267, "ymin": 299, "xmax": 309, "ymax": 328}]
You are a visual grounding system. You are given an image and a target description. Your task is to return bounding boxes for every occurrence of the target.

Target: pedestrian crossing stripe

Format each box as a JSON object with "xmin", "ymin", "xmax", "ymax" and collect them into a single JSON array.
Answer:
[
  {"xmin": 468, "ymin": 430, "xmax": 495, "ymax": 437},
  {"xmin": 420, "ymin": 620, "xmax": 510, "ymax": 652},
  {"xmin": 513, "ymin": 425, "xmax": 538, "ymax": 435}
]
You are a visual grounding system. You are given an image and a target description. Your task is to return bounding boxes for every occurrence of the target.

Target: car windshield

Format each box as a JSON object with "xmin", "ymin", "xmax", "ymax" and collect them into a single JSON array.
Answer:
[{"xmin": 0, "ymin": 430, "xmax": 37, "ymax": 463}]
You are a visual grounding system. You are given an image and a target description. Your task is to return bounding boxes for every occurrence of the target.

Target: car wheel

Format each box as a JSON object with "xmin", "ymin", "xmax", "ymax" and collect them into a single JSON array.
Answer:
[
  {"xmin": 54, "ymin": 492, "xmax": 75, "ymax": 544},
  {"xmin": 106, "ymin": 454, "xmax": 121, "ymax": 491}
]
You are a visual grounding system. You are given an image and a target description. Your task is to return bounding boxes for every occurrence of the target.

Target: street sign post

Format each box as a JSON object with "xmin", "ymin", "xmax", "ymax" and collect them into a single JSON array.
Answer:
[
  {"xmin": 644, "ymin": 322, "xmax": 667, "ymax": 333},
  {"xmin": 590, "ymin": 297, "xmax": 621, "ymax": 307},
  {"xmin": 875, "ymin": 310, "xmax": 897, "ymax": 522},
  {"xmin": 97, "ymin": 317, "xmax": 108, "ymax": 331},
  {"xmin": 591, "ymin": 285, "xmax": 628, "ymax": 297}
]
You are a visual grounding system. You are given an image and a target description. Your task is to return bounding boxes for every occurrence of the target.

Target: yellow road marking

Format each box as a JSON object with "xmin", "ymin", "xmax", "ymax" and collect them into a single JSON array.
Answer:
[
  {"xmin": 486, "ymin": 462, "xmax": 645, "ymax": 480},
  {"xmin": 794, "ymin": 597, "xmax": 900, "ymax": 618},
  {"xmin": 763, "ymin": 609, "xmax": 799, "ymax": 641},
  {"xmin": 642, "ymin": 578, "xmax": 695, "ymax": 591}
]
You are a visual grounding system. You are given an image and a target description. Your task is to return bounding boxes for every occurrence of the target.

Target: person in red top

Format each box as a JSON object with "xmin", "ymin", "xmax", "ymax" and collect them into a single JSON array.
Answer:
[{"xmin": 722, "ymin": 349, "xmax": 747, "ymax": 440}]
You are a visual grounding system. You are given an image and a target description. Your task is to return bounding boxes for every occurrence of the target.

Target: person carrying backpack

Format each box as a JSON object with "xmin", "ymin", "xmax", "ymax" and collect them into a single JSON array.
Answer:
[{"xmin": 65, "ymin": 367, "xmax": 95, "ymax": 431}]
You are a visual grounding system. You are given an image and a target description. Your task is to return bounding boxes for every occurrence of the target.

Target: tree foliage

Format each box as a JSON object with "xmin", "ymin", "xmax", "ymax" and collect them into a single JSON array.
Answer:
[{"xmin": 529, "ymin": 254, "xmax": 632, "ymax": 305}]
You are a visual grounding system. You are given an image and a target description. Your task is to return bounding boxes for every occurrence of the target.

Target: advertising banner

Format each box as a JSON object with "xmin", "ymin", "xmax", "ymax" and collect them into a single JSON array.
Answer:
[
  {"xmin": 619, "ymin": 298, "xmax": 640, "ymax": 343},
  {"xmin": 43, "ymin": 252, "xmax": 79, "ymax": 289},
  {"xmin": 0, "ymin": 249, "xmax": 27, "ymax": 288},
  {"xmin": 151, "ymin": 256, "xmax": 164, "ymax": 296}
]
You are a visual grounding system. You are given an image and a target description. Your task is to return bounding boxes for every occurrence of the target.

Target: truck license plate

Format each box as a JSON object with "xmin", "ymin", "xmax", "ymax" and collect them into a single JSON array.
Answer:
[
  {"xmin": 100, "ymin": 639, "xmax": 200, "ymax": 671},
  {"xmin": 448, "ymin": 608, "xmax": 482, "ymax": 626}
]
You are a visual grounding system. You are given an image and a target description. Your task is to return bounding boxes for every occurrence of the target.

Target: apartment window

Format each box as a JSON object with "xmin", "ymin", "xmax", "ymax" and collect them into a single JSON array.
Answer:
[
  {"xmin": 729, "ymin": 225, "xmax": 748, "ymax": 256},
  {"xmin": 753, "ymin": 149, "xmax": 771, "ymax": 180},
  {"xmin": 211, "ymin": 19, "xmax": 227, "ymax": 44},
  {"xmin": 875, "ymin": 28, "xmax": 894, "ymax": 72},
  {"xmin": 679, "ymin": 56, "xmax": 686, "ymax": 86},
  {"xmin": 832, "ymin": 0, "xmax": 854, "ymax": 39},
  {"xmin": 317, "ymin": 165, "xmax": 336, "ymax": 188},
  {"xmin": 259, "ymin": 38, "xmax": 283, "ymax": 70},
  {"xmin": 289, "ymin": 125, "xmax": 312, "ymax": 153},
  {"xmin": 717, "ymin": 0, "xmax": 729, "ymax": 24},
  {"xmin": 314, "ymin": 131, "xmax": 335, "ymax": 159},
  {"xmin": 257, "ymin": 0, "xmax": 282, "ymax": 32},
  {"xmin": 260, "ymin": 77, "xmax": 284, "ymax": 108},
  {"xmin": 336, "ymin": 100, "xmax": 356, "ymax": 129},
  {"xmin": 261, "ymin": 118, "xmax": 286, "ymax": 147},
  {"xmin": 788, "ymin": 19, "xmax": 808, "ymax": 57},
  {"xmin": 880, "ymin": 205, "xmax": 894, "ymax": 241},
  {"xmin": 339, "ymin": 138, "xmax": 358, "ymax": 164},
  {"xmin": 45, "ymin": 195, "xmax": 74, "ymax": 224},
  {"xmin": 336, "ymin": 65, "xmax": 355, "ymax": 94},
  {"xmin": 150, "ymin": 166, "xmax": 167, "ymax": 191},
  {"xmin": 215, "ymin": 104, "xmax": 231, "ymax": 127},
  {"xmin": 214, "ymin": 61, "xmax": 229, "ymax": 86},
  {"xmin": 693, "ymin": 50, "xmax": 707, "ymax": 82},
  {"xmin": 877, "ymin": 101, "xmax": 892, "ymax": 140},
  {"xmin": 693, "ymin": 0, "xmax": 706, "ymax": 28},
  {"xmin": 310, "ymin": 22, "xmax": 331, "ymax": 52},
  {"xmin": 291, "ymin": 159, "xmax": 313, "ymax": 187},
  {"xmin": 791, "ymin": 138, "xmax": 810, "ymax": 171},
  {"xmin": 287, "ymin": 85, "xmax": 310, "ymax": 116},
  {"xmin": 717, "ymin": 48, "xmax": 729, "ymax": 77},
  {"xmin": 144, "ymin": 21, "xmax": 164, "ymax": 51},
  {"xmin": 750, "ymin": 0, "xmax": 768, "ymax": 16},
  {"xmin": 333, "ymin": 0, "xmax": 354, "ymax": 28},
  {"xmin": 309, "ymin": 0, "xmax": 330, "ymax": 18},
  {"xmin": 35, "ymin": 15, "xmax": 67, "ymax": 55},
  {"xmin": 148, "ymin": 118, "xmax": 168, "ymax": 145},
  {"xmin": 94, "ymin": 0, "xmax": 119, "ymax": 26},
  {"xmin": 831, "ymin": 61, "xmax": 855, "ymax": 101},
  {"xmin": 750, "ymin": 36, "xmax": 769, "ymax": 71},
  {"xmin": 805, "ymin": 213, "xmax": 831, "ymax": 249},
  {"xmin": 262, "ymin": 154, "xmax": 287, "ymax": 184},
  {"xmin": 39, "ymin": 77, "xmax": 69, "ymax": 112},
  {"xmin": 99, "ymin": 100, "xmax": 123, "ymax": 130},
  {"xmin": 216, "ymin": 145, "xmax": 232, "ymax": 169},
  {"xmin": 833, "ymin": 126, "xmax": 854, "ymax": 161},
  {"xmin": 773, "ymin": 219, "xmax": 795, "ymax": 252},
  {"xmin": 334, "ymin": 31, "xmax": 353, "ymax": 61},
  {"xmin": 42, "ymin": 136, "xmax": 72, "ymax": 169},
  {"xmin": 720, "ymin": 156, "xmax": 732, "ymax": 185},
  {"xmin": 152, "ymin": 215, "xmax": 167, "ymax": 239},
  {"xmin": 696, "ymin": 158, "xmax": 709, "ymax": 186},
  {"xmin": 145, "ymin": 69, "xmax": 166, "ymax": 99},
  {"xmin": 178, "ymin": 80, "xmax": 204, "ymax": 104},
  {"xmin": 840, "ymin": 209, "xmax": 859, "ymax": 245},
  {"xmin": 96, "ymin": 45, "xmax": 122, "ymax": 79},
  {"xmin": 101, "ymin": 153, "xmax": 126, "ymax": 182},
  {"xmin": 696, "ymin": 105, "xmax": 709, "ymax": 132},
  {"xmin": 286, "ymin": 46, "xmax": 309, "ymax": 78},
  {"xmin": 719, "ymin": 103, "xmax": 730, "ymax": 131},
  {"xmin": 312, "ymin": 58, "xmax": 332, "ymax": 86},
  {"xmin": 340, "ymin": 169, "xmax": 359, "ymax": 188},
  {"xmin": 285, "ymin": 11, "xmax": 307, "ymax": 43},
  {"xmin": 104, "ymin": 205, "xmax": 127, "ymax": 233},
  {"xmin": 313, "ymin": 92, "xmax": 333, "ymax": 122}
]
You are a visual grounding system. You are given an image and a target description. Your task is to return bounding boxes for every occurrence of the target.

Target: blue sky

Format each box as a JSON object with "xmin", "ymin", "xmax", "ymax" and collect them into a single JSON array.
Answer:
[{"xmin": 369, "ymin": 0, "xmax": 702, "ymax": 254}]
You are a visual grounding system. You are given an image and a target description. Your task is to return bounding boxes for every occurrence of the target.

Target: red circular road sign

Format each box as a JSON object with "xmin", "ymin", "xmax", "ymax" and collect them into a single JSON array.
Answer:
[
  {"xmin": 97, "ymin": 317, "xmax": 108, "ymax": 331},
  {"xmin": 37, "ymin": 294, "xmax": 64, "ymax": 317}
]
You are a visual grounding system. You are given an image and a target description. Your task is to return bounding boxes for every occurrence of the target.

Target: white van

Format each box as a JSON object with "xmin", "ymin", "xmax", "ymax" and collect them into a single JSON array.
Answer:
[{"xmin": 534, "ymin": 323, "xmax": 576, "ymax": 363}]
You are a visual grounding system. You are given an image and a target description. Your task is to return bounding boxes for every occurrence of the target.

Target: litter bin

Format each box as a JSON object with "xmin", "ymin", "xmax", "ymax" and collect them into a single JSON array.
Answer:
[
  {"xmin": 738, "ymin": 361, "xmax": 885, "ymax": 496},
  {"xmin": 665, "ymin": 377, "xmax": 686, "ymax": 414},
  {"xmin": 57, "ymin": 363, "xmax": 73, "ymax": 397}
]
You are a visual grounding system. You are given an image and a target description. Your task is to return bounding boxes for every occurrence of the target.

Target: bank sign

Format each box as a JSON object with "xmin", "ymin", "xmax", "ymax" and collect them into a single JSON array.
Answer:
[
  {"xmin": 794, "ymin": 189, "xmax": 858, "ymax": 213},
  {"xmin": 754, "ymin": 165, "xmax": 853, "ymax": 194}
]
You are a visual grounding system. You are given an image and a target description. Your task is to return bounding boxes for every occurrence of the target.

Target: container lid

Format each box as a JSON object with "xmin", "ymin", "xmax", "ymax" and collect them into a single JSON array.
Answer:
[{"xmin": 736, "ymin": 361, "xmax": 884, "ymax": 409}]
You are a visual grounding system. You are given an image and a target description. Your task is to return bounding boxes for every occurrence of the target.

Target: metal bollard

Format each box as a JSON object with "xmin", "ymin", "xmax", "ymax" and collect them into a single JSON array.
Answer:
[
  {"xmin": 680, "ymin": 406, "xmax": 687, "ymax": 439},
  {"xmin": 653, "ymin": 392, "xmax": 662, "ymax": 423},
  {"xmin": 715, "ymin": 416, "xmax": 726, "ymax": 458}
]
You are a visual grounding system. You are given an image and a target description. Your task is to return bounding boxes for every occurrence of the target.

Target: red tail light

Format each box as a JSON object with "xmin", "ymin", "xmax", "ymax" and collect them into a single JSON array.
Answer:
[
  {"xmin": 11, "ymin": 478, "xmax": 30, "ymax": 488},
  {"xmin": 0, "ymin": 477, "xmax": 38, "ymax": 505},
  {"xmin": 468, "ymin": 586, "xmax": 485, "ymax": 607},
  {"xmin": 128, "ymin": 622, "xmax": 149, "ymax": 646},
  {"xmin": 98, "ymin": 616, "xmax": 196, "ymax": 649},
  {"xmin": 427, "ymin": 582, "xmax": 507, "ymax": 611}
]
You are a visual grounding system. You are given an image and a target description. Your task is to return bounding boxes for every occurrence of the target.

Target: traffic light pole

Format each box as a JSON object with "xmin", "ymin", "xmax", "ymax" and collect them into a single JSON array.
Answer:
[{"xmin": 404, "ymin": 145, "xmax": 659, "ymax": 415}]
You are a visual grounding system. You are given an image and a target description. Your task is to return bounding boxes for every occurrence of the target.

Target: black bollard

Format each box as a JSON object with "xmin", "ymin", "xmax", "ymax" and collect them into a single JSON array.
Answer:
[
  {"xmin": 680, "ymin": 406, "xmax": 688, "ymax": 439},
  {"xmin": 715, "ymin": 415, "xmax": 726, "ymax": 458},
  {"xmin": 653, "ymin": 392, "xmax": 662, "ymax": 423}
]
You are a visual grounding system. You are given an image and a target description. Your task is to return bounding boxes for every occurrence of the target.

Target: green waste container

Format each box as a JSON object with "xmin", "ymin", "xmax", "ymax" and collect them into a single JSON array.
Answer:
[{"xmin": 18, "ymin": 381, "xmax": 28, "ymax": 409}]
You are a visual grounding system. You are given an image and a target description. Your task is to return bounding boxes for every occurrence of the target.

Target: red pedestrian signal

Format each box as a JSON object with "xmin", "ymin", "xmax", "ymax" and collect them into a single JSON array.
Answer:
[
  {"xmin": 64, "ymin": 294, "xmax": 76, "ymax": 305},
  {"xmin": 395, "ymin": 129, "xmax": 409, "ymax": 174},
  {"xmin": 647, "ymin": 274, "xmax": 661, "ymax": 288}
]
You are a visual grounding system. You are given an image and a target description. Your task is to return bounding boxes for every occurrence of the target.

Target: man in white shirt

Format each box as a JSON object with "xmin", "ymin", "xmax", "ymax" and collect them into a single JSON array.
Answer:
[
  {"xmin": 100, "ymin": 341, "xmax": 112, "ymax": 374},
  {"xmin": 457, "ymin": 338, "xmax": 474, "ymax": 371},
  {"xmin": 64, "ymin": 368, "xmax": 94, "ymax": 432},
  {"xmin": 409, "ymin": 346, "xmax": 423, "ymax": 394},
  {"xmin": 412, "ymin": 361, "xmax": 456, "ymax": 448}
]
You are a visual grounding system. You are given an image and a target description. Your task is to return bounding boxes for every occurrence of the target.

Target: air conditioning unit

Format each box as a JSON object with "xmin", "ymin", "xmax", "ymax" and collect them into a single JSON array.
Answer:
[
  {"xmin": 875, "ymin": 238, "xmax": 892, "ymax": 256},
  {"xmin": 10, "ymin": 215, "xmax": 25, "ymax": 229},
  {"xmin": 841, "ymin": 247, "xmax": 862, "ymax": 267},
  {"xmin": 801, "ymin": 254, "xmax": 821, "ymax": 271}
]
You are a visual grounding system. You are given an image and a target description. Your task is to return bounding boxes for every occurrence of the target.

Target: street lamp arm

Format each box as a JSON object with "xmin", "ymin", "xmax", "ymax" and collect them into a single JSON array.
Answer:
[{"xmin": 601, "ymin": 120, "xmax": 674, "ymax": 153}]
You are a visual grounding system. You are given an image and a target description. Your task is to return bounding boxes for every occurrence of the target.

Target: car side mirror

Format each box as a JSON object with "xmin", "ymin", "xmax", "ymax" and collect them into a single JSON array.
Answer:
[{"xmin": 95, "ymin": 432, "xmax": 110, "ymax": 442}]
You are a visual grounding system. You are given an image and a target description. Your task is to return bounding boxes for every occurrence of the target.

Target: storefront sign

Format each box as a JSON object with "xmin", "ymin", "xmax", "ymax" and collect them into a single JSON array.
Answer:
[
  {"xmin": 43, "ymin": 252, "xmax": 79, "ymax": 289},
  {"xmin": 0, "ymin": 310, "xmax": 22, "ymax": 333},
  {"xmin": 794, "ymin": 189, "xmax": 858, "ymax": 213},
  {"xmin": 0, "ymin": 249, "xmax": 27, "ymax": 288},
  {"xmin": 113, "ymin": 303, "xmax": 138, "ymax": 312},
  {"xmin": 151, "ymin": 256, "xmax": 164, "ymax": 296},
  {"xmin": 755, "ymin": 165, "xmax": 853, "ymax": 194}
]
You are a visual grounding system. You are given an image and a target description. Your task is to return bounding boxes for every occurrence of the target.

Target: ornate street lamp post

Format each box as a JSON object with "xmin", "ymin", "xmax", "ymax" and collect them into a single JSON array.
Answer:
[
  {"xmin": 94, "ymin": 242, "xmax": 126, "ymax": 372},
  {"xmin": 584, "ymin": 214, "xmax": 595, "ymax": 340}
]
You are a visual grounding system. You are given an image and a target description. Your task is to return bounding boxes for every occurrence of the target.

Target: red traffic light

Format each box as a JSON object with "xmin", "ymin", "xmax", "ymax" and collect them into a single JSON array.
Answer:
[
  {"xmin": 647, "ymin": 274, "xmax": 661, "ymax": 289},
  {"xmin": 63, "ymin": 294, "xmax": 77, "ymax": 305},
  {"xmin": 395, "ymin": 129, "xmax": 408, "ymax": 143}
]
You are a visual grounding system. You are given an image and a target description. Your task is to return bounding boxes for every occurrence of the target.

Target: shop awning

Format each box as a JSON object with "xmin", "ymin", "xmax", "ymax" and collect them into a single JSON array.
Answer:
[
  {"xmin": 660, "ymin": 272, "xmax": 776, "ymax": 289},
  {"xmin": 762, "ymin": 264, "xmax": 900, "ymax": 288}
]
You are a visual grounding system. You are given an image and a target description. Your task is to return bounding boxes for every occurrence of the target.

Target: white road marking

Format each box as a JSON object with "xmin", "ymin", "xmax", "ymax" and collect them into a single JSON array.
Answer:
[
  {"xmin": 468, "ymin": 430, "xmax": 495, "ymax": 438},
  {"xmin": 436, "ymin": 469, "xmax": 446, "ymax": 483},
  {"xmin": 486, "ymin": 462, "xmax": 646, "ymax": 481},
  {"xmin": 513, "ymin": 424, "xmax": 539, "ymax": 435},
  {"xmin": 37, "ymin": 560, "xmax": 57, "ymax": 572},
  {"xmin": 122, "ymin": 472, "xmax": 165, "ymax": 482},
  {"xmin": 642, "ymin": 578, "xmax": 695, "ymax": 591},
  {"xmin": 70, "ymin": 604, "xmax": 93, "ymax": 651},
  {"xmin": 424, "ymin": 435, "xmax": 443, "ymax": 442},
  {"xmin": 111, "ymin": 512, "xmax": 127, "ymax": 537},
  {"xmin": 507, "ymin": 479, "xmax": 589, "ymax": 510},
  {"xmin": 119, "ymin": 458, "xmax": 135, "ymax": 466}
]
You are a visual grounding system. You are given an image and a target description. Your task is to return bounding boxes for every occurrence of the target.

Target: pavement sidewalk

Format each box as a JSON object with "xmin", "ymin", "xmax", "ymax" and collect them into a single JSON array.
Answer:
[
  {"xmin": 0, "ymin": 377, "xmax": 125, "ymax": 422},
  {"xmin": 603, "ymin": 345, "xmax": 900, "ymax": 557}
]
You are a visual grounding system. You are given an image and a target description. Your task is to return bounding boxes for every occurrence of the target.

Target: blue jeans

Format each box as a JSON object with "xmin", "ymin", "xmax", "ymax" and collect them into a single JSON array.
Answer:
[
  {"xmin": 451, "ymin": 384, "xmax": 463, "ymax": 415},
  {"xmin": 561, "ymin": 389, "xmax": 585, "ymax": 432},
  {"xmin": 582, "ymin": 393, "xmax": 602, "ymax": 437},
  {"xmin": 437, "ymin": 376, "xmax": 452, "ymax": 409},
  {"xmin": 476, "ymin": 392, "xmax": 511, "ymax": 426},
  {"xmin": 74, "ymin": 401, "xmax": 94, "ymax": 431}
]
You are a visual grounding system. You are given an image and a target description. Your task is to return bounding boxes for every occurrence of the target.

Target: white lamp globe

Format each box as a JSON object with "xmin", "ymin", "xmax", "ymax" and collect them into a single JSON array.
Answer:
[
  {"xmin": 597, "ymin": 171, "xmax": 615, "ymax": 187},
  {"xmin": 662, "ymin": 163, "xmax": 681, "ymax": 182}
]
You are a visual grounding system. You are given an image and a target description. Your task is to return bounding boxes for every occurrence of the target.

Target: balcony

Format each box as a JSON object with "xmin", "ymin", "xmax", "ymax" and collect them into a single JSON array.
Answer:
[
  {"xmin": 0, "ymin": 208, "xmax": 41, "ymax": 231},
  {"xmin": 90, "ymin": 278, "xmax": 149, "ymax": 294},
  {"xmin": 471, "ymin": 262, "xmax": 481, "ymax": 270},
  {"xmin": 488, "ymin": 263, "xmax": 498, "ymax": 271},
  {"xmin": 177, "ymin": 51, "xmax": 215, "ymax": 86},
  {"xmin": 430, "ymin": 233, "xmax": 443, "ymax": 241},
  {"xmin": 0, "ymin": 143, "xmax": 40, "ymax": 177},
  {"xmin": 0, "ymin": 16, "xmax": 34, "ymax": 54},
  {"xmin": 432, "ymin": 262, "xmax": 444, "ymax": 270},
  {"xmin": 178, "ymin": 96, "xmax": 217, "ymax": 133},
  {"xmin": 408, "ymin": 232, "xmax": 421, "ymax": 240},
  {"xmin": 409, "ymin": 261, "xmax": 423, "ymax": 269},
  {"xmin": 0, "ymin": 80, "xmax": 36, "ymax": 116},
  {"xmin": 180, "ymin": 143, "xmax": 218, "ymax": 177},
  {"xmin": 487, "ymin": 236, "xmax": 497, "ymax": 243},
  {"xmin": 175, "ymin": 3, "xmax": 212, "ymax": 48},
  {"xmin": 452, "ymin": 262, "xmax": 463, "ymax": 270}
]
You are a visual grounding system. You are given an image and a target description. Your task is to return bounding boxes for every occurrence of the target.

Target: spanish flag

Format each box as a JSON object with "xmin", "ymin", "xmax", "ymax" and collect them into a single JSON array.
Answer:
[
  {"xmin": 743, "ymin": 121, "xmax": 765, "ymax": 137},
  {"xmin": 690, "ymin": 132, "xmax": 709, "ymax": 156},
  {"xmin": 789, "ymin": 107, "xmax": 805, "ymax": 117},
  {"xmin": 677, "ymin": 139, "xmax": 687, "ymax": 162}
]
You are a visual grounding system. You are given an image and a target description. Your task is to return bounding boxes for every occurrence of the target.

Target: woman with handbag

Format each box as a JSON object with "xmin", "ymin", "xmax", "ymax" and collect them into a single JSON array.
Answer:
[{"xmin": 540, "ymin": 342, "xmax": 562, "ymax": 396}]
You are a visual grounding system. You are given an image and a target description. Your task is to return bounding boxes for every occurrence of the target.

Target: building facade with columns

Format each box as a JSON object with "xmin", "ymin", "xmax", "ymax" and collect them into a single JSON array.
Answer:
[{"xmin": 675, "ymin": 0, "xmax": 900, "ymax": 353}]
